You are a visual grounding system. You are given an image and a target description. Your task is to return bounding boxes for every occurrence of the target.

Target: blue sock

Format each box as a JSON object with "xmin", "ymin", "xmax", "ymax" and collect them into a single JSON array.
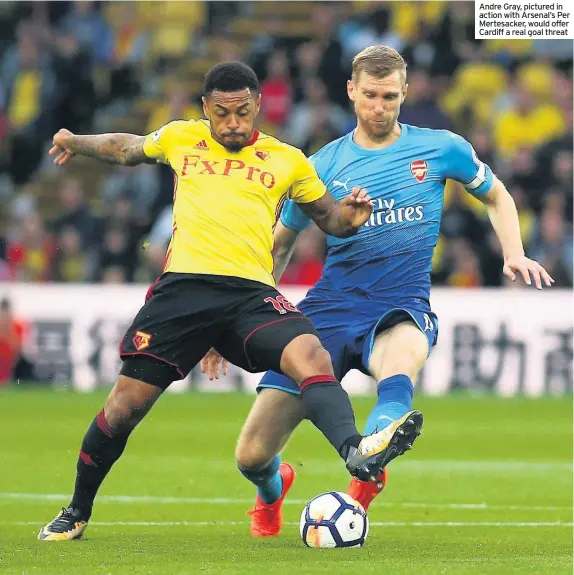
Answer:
[
  {"xmin": 363, "ymin": 374, "xmax": 414, "ymax": 435},
  {"xmin": 239, "ymin": 455, "xmax": 283, "ymax": 504}
]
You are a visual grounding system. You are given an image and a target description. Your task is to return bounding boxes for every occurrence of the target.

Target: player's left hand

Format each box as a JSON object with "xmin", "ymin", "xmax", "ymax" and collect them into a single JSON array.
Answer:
[
  {"xmin": 340, "ymin": 186, "xmax": 374, "ymax": 229},
  {"xmin": 200, "ymin": 347, "xmax": 229, "ymax": 380},
  {"xmin": 503, "ymin": 255, "xmax": 555, "ymax": 289}
]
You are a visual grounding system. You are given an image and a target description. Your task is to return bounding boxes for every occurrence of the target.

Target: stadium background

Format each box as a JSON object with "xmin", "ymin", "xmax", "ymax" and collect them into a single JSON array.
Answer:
[{"xmin": 0, "ymin": 0, "xmax": 572, "ymax": 394}]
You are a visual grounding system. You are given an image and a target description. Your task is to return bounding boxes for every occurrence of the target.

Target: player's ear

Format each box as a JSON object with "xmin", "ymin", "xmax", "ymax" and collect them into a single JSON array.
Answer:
[
  {"xmin": 347, "ymin": 80, "xmax": 355, "ymax": 102},
  {"xmin": 254, "ymin": 93, "xmax": 262, "ymax": 116},
  {"xmin": 202, "ymin": 96, "xmax": 209, "ymax": 119},
  {"xmin": 402, "ymin": 83, "xmax": 408, "ymax": 103}
]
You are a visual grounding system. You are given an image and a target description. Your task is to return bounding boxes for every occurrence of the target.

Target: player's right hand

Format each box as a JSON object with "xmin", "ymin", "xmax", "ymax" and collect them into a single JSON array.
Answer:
[
  {"xmin": 50, "ymin": 129, "xmax": 75, "ymax": 166},
  {"xmin": 200, "ymin": 348, "xmax": 229, "ymax": 381}
]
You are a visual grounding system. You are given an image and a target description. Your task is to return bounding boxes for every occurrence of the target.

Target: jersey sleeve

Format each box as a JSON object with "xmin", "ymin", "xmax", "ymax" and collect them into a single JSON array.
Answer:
[
  {"xmin": 288, "ymin": 150, "xmax": 327, "ymax": 204},
  {"xmin": 280, "ymin": 199, "xmax": 312, "ymax": 232},
  {"xmin": 444, "ymin": 133, "xmax": 494, "ymax": 196},
  {"xmin": 143, "ymin": 121, "xmax": 186, "ymax": 164}
]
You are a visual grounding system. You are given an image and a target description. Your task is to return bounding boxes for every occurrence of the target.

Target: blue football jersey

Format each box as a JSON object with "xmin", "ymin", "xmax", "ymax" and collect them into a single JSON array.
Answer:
[{"xmin": 281, "ymin": 124, "xmax": 494, "ymax": 302}]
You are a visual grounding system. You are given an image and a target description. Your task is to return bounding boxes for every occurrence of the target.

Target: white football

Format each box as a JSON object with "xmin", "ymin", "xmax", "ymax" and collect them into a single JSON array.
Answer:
[{"xmin": 300, "ymin": 491, "xmax": 369, "ymax": 548}]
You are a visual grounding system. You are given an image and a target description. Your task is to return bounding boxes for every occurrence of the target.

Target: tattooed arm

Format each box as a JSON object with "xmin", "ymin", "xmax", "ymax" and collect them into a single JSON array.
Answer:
[{"xmin": 49, "ymin": 129, "xmax": 155, "ymax": 167}]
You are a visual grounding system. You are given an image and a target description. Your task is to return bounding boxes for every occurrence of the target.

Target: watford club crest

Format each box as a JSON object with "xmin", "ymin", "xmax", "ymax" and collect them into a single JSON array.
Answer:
[
  {"xmin": 410, "ymin": 160, "xmax": 428, "ymax": 182},
  {"xmin": 255, "ymin": 149, "xmax": 271, "ymax": 161},
  {"xmin": 133, "ymin": 331, "xmax": 152, "ymax": 351}
]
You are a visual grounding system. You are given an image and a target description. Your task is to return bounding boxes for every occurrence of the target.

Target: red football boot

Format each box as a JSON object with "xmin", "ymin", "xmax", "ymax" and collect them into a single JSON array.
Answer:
[
  {"xmin": 346, "ymin": 467, "xmax": 388, "ymax": 511},
  {"xmin": 248, "ymin": 462, "xmax": 296, "ymax": 537}
]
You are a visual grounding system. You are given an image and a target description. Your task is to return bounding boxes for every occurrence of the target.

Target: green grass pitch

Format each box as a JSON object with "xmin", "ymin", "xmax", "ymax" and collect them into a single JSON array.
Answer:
[{"xmin": 0, "ymin": 388, "xmax": 571, "ymax": 574}]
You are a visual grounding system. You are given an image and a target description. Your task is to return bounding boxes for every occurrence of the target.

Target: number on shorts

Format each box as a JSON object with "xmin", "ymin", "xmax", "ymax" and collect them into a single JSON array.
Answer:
[{"xmin": 264, "ymin": 295, "xmax": 300, "ymax": 314}]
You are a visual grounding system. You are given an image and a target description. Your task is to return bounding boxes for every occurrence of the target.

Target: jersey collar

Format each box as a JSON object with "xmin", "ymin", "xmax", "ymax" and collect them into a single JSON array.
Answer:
[{"xmin": 245, "ymin": 130, "xmax": 260, "ymax": 147}]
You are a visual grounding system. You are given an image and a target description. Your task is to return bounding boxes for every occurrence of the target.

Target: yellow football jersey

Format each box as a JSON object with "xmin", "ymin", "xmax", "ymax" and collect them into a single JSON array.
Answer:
[{"xmin": 143, "ymin": 119, "xmax": 326, "ymax": 287}]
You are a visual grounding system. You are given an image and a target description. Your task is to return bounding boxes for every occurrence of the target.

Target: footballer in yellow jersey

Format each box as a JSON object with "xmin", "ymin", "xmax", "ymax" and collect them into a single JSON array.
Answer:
[
  {"xmin": 141, "ymin": 118, "xmax": 327, "ymax": 287},
  {"xmin": 40, "ymin": 62, "xmax": 395, "ymax": 542}
]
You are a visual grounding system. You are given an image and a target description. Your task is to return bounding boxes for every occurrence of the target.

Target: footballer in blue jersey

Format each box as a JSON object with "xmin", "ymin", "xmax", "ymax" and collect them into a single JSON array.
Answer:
[{"xmin": 201, "ymin": 46, "xmax": 554, "ymax": 538}]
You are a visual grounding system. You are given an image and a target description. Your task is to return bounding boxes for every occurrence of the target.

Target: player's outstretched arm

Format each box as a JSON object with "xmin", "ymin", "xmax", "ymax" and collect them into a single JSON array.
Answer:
[
  {"xmin": 299, "ymin": 187, "xmax": 373, "ymax": 238},
  {"xmin": 481, "ymin": 176, "xmax": 554, "ymax": 289},
  {"xmin": 49, "ymin": 129, "xmax": 155, "ymax": 167},
  {"xmin": 272, "ymin": 222, "xmax": 301, "ymax": 283}
]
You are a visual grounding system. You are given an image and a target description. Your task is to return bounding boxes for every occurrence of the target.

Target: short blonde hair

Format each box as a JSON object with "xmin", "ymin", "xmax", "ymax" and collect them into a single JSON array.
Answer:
[{"xmin": 351, "ymin": 45, "xmax": 407, "ymax": 83}]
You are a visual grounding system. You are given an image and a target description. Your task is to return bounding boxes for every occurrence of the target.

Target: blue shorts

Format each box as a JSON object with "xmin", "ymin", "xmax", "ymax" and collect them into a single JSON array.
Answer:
[{"xmin": 257, "ymin": 294, "xmax": 439, "ymax": 396}]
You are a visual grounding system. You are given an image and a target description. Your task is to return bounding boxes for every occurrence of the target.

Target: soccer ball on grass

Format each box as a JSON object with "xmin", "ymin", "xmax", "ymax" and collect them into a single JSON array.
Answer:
[{"xmin": 299, "ymin": 491, "xmax": 369, "ymax": 548}]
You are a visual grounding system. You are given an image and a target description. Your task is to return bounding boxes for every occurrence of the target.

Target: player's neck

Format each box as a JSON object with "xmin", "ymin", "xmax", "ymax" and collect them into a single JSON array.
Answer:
[{"xmin": 353, "ymin": 122, "xmax": 402, "ymax": 150}]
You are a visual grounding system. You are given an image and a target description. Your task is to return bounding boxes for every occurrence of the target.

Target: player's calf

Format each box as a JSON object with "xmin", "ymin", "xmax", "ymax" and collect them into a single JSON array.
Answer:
[
  {"xmin": 236, "ymin": 389, "xmax": 303, "ymax": 536},
  {"xmin": 235, "ymin": 388, "xmax": 303, "ymax": 495}
]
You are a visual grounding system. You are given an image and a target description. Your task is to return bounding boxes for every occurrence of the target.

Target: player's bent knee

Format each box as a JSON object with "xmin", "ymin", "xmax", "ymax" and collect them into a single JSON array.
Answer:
[
  {"xmin": 103, "ymin": 358, "xmax": 170, "ymax": 431},
  {"xmin": 104, "ymin": 391, "xmax": 156, "ymax": 432},
  {"xmin": 103, "ymin": 403, "xmax": 139, "ymax": 432},
  {"xmin": 235, "ymin": 440, "xmax": 276, "ymax": 471},
  {"xmin": 370, "ymin": 323, "xmax": 428, "ymax": 382},
  {"xmin": 370, "ymin": 347, "xmax": 427, "ymax": 382},
  {"xmin": 374, "ymin": 355, "xmax": 424, "ymax": 383},
  {"xmin": 280, "ymin": 334, "xmax": 334, "ymax": 383}
]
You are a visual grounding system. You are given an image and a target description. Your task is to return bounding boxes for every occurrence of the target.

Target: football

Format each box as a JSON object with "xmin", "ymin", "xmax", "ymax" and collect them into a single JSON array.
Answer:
[{"xmin": 300, "ymin": 491, "xmax": 369, "ymax": 548}]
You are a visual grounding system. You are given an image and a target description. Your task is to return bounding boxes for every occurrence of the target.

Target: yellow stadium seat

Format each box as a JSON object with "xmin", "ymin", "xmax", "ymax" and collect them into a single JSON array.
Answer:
[
  {"xmin": 149, "ymin": 24, "xmax": 191, "ymax": 59},
  {"xmin": 161, "ymin": 1, "xmax": 205, "ymax": 24},
  {"xmin": 137, "ymin": 1, "xmax": 205, "ymax": 26}
]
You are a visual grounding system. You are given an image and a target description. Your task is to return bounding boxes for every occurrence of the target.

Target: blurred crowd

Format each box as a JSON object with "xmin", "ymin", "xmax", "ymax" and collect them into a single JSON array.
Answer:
[{"xmin": 0, "ymin": 0, "xmax": 572, "ymax": 289}]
